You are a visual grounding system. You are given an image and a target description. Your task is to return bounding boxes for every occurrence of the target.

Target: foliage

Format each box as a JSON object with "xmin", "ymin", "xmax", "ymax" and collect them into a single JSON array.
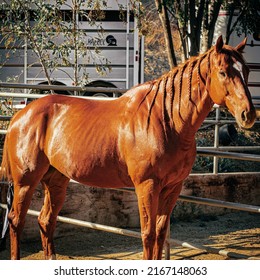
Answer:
[
  {"xmin": 152, "ymin": 0, "xmax": 260, "ymax": 65},
  {"xmin": 0, "ymin": 0, "xmax": 117, "ymax": 87},
  {"xmin": 223, "ymin": 0, "xmax": 260, "ymax": 43}
]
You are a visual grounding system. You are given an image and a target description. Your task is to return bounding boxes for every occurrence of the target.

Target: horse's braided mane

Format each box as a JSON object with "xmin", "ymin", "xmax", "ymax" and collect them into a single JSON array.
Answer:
[
  {"xmin": 134, "ymin": 43, "xmax": 248, "ymax": 134},
  {"xmin": 140, "ymin": 47, "xmax": 214, "ymax": 131},
  {"xmin": 141, "ymin": 43, "xmax": 248, "ymax": 130}
]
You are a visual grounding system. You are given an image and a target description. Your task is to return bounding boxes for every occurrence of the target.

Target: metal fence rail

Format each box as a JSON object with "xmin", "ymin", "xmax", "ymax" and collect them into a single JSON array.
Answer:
[
  {"xmin": 0, "ymin": 202, "xmax": 258, "ymax": 260},
  {"xmin": 0, "ymin": 82, "xmax": 126, "ymax": 94},
  {"xmin": 1, "ymin": 188, "xmax": 259, "ymax": 259},
  {"xmin": 197, "ymin": 149, "xmax": 260, "ymax": 162}
]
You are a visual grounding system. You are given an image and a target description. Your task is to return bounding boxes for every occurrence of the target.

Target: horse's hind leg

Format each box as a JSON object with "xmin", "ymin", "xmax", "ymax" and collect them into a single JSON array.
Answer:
[{"xmin": 39, "ymin": 167, "xmax": 69, "ymax": 260}]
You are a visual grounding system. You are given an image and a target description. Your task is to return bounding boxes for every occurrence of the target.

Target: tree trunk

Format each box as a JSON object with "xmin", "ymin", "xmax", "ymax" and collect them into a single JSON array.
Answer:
[
  {"xmin": 201, "ymin": 29, "xmax": 209, "ymax": 53},
  {"xmin": 188, "ymin": 0, "xmax": 200, "ymax": 56},
  {"xmin": 201, "ymin": 1, "xmax": 209, "ymax": 53},
  {"xmin": 154, "ymin": 0, "xmax": 177, "ymax": 68},
  {"xmin": 207, "ymin": 0, "xmax": 223, "ymax": 48}
]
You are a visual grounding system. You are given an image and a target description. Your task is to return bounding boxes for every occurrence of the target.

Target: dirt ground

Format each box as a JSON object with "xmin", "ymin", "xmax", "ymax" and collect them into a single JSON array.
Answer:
[{"xmin": 1, "ymin": 211, "xmax": 259, "ymax": 260}]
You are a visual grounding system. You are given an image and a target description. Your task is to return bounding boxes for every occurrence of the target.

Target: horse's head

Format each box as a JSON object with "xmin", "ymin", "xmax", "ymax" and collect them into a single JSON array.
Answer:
[{"xmin": 209, "ymin": 36, "xmax": 256, "ymax": 129}]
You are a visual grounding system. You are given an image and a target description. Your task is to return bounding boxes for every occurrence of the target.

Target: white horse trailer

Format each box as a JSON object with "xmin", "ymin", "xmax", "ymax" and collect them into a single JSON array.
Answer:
[{"xmin": 0, "ymin": 0, "xmax": 144, "ymax": 97}]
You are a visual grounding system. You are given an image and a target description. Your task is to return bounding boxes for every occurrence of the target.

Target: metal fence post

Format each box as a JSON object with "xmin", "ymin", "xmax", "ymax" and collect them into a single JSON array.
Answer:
[
  {"xmin": 164, "ymin": 221, "xmax": 171, "ymax": 259},
  {"xmin": 213, "ymin": 106, "xmax": 220, "ymax": 174}
]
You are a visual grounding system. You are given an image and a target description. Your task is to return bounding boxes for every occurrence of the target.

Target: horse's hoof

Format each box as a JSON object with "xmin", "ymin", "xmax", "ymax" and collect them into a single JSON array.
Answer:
[{"xmin": 46, "ymin": 254, "xmax": 56, "ymax": 260}]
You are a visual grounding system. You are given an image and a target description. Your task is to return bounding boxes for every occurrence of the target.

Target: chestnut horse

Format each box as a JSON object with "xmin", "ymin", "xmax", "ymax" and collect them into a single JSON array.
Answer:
[{"xmin": 1, "ymin": 36, "xmax": 256, "ymax": 260}]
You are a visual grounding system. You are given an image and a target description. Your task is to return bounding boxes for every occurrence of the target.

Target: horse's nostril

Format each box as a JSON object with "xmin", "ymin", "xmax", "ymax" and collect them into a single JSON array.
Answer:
[
  {"xmin": 241, "ymin": 111, "xmax": 247, "ymax": 122},
  {"xmin": 239, "ymin": 109, "xmax": 256, "ymax": 128}
]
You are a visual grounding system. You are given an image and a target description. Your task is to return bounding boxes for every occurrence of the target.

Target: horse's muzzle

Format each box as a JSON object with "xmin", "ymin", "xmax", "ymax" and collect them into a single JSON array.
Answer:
[{"xmin": 238, "ymin": 108, "xmax": 256, "ymax": 129}]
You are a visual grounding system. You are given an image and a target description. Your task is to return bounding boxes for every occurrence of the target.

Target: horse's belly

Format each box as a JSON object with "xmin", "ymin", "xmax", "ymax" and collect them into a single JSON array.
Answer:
[
  {"xmin": 52, "ymin": 156, "xmax": 133, "ymax": 189},
  {"xmin": 73, "ymin": 167, "xmax": 133, "ymax": 189}
]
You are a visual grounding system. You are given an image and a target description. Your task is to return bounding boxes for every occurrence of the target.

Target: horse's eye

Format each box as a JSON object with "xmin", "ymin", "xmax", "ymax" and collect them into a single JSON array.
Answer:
[{"xmin": 219, "ymin": 71, "xmax": 226, "ymax": 78}]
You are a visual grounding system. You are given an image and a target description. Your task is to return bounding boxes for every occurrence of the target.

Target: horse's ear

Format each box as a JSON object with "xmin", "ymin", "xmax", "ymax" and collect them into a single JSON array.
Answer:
[
  {"xmin": 215, "ymin": 35, "xmax": 224, "ymax": 53},
  {"xmin": 235, "ymin": 37, "xmax": 247, "ymax": 53}
]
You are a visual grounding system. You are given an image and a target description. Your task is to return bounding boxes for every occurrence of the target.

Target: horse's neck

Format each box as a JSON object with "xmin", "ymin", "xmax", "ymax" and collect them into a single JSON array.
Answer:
[
  {"xmin": 169, "ymin": 52, "xmax": 213, "ymax": 138},
  {"xmin": 128, "ymin": 51, "xmax": 214, "ymax": 140}
]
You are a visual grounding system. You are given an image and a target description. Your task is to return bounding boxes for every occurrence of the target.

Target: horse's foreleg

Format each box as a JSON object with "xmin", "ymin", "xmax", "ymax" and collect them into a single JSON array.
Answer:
[
  {"xmin": 39, "ymin": 169, "xmax": 69, "ymax": 260},
  {"xmin": 8, "ymin": 184, "xmax": 38, "ymax": 260},
  {"xmin": 153, "ymin": 182, "xmax": 183, "ymax": 259},
  {"xmin": 135, "ymin": 179, "xmax": 159, "ymax": 260}
]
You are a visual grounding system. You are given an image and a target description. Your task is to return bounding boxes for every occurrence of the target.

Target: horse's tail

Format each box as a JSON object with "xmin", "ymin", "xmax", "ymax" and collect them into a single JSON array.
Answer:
[
  {"xmin": 0, "ymin": 136, "xmax": 12, "ymax": 183},
  {"xmin": 0, "ymin": 135, "xmax": 13, "ymax": 251}
]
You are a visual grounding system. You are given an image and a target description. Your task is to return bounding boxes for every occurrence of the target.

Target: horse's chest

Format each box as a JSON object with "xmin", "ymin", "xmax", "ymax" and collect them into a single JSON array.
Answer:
[{"xmin": 157, "ymin": 141, "xmax": 197, "ymax": 184}]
